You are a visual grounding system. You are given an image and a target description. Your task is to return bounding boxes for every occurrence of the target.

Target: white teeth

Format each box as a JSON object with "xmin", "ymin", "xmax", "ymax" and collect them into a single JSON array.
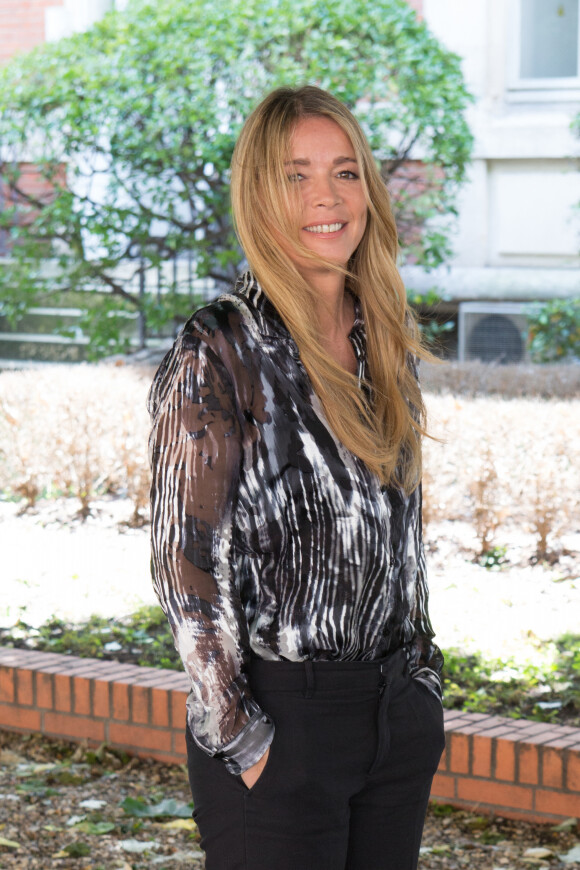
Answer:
[{"xmin": 304, "ymin": 223, "xmax": 344, "ymax": 233}]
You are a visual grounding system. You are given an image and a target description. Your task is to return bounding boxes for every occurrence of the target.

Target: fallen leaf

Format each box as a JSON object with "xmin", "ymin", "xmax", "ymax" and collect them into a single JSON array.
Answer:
[
  {"xmin": 552, "ymin": 818, "xmax": 577, "ymax": 832},
  {"xmin": 120, "ymin": 796, "xmax": 192, "ymax": 818},
  {"xmin": 560, "ymin": 845, "xmax": 580, "ymax": 864},
  {"xmin": 523, "ymin": 848, "xmax": 554, "ymax": 859},
  {"xmin": 64, "ymin": 841, "xmax": 92, "ymax": 857},
  {"xmin": 0, "ymin": 836, "xmax": 20, "ymax": 850},
  {"xmin": 79, "ymin": 798, "xmax": 107, "ymax": 810},
  {"xmin": 151, "ymin": 849, "xmax": 204, "ymax": 863},
  {"xmin": 72, "ymin": 820, "xmax": 116, "ymax": 835},
  {"xmin": 157, "ymin": 818, "xmax": 197, "ymax": 831},
  {"xmin": 118, "ymin": 838, "xmax": 161, "ymax": 853}
]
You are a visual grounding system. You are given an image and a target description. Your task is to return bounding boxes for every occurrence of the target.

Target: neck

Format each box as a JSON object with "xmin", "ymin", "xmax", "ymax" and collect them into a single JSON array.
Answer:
[{"xmin": 301, "ymin": 267, "xmax": 351, "ymax": 342}]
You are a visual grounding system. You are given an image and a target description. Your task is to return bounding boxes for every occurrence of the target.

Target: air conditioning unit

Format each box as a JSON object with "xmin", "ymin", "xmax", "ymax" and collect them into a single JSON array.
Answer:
[{"xmin": 457, "ymin": 302, "xmax": 530, "ymax": 363}]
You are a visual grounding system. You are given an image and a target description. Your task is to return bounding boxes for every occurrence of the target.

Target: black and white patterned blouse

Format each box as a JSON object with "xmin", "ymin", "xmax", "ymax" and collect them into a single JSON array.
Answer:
[{"xmin": 148, "ymin": 271, "xmax": 443, "ymax": 776}]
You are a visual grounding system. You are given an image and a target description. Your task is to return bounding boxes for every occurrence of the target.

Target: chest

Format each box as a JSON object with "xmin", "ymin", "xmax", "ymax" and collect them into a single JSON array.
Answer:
[{"xmin": 324, "ymin": 337, "xmax": 358, "ymax": 376}]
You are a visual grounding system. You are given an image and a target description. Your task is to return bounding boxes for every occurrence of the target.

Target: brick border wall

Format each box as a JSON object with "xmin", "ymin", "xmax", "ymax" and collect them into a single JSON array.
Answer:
[{"xmin": 1, "ymin": 648, "xmax": 579, "ymax": 824}]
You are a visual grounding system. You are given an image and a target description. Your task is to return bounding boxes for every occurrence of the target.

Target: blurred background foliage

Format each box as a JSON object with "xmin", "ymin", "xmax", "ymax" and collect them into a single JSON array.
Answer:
[{"xmin": 0, "ymin": 0, "xmax": 473, "ymax": 356}]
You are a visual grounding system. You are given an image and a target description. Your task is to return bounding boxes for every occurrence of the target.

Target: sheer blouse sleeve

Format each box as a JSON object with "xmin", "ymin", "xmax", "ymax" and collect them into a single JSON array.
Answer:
[
  {"xmin": 147, "ymin": 326, "xmax": 274, "ymax": 775},
  {"xmin": 405, "ymin": 482, "xmax": 444, "ymax": 699},
  {"xmin": 397, "ymin": 351, "xmax": 444, "ymax": 699}
]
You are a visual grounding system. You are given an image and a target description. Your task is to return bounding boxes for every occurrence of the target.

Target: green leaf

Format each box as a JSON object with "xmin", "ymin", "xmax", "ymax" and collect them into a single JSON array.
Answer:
[
  {"xmin": 71, "ymin": 821, "xmax": 116, "ymax": 835},
  {"xmin": 64, "ymin": 841, "xmax": 91, "ymax": 857}
]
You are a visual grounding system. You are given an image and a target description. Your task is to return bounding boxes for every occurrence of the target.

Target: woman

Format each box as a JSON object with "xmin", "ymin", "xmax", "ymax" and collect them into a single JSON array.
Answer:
[{"xmin": 148, "ymin": 85, "xmax": 445, "ymax": 870}]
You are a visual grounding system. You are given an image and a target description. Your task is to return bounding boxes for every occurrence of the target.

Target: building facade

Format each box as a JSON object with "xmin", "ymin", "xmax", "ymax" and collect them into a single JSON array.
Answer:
[{"xmin": 401, "ymin": 0, "xmax": 580, "ymax": 358}]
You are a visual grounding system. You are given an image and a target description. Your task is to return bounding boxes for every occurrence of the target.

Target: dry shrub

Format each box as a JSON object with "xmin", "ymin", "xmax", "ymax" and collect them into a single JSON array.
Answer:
[
  {"xmin": 0, "ymin": 365, "xmax": 151, "ymax": 521},
  {"xmin": 420, "ymin": 465, "xmax": 435, "ymax": 531},
  {"xmin": 421, "ymin": 360, "xmax": 580, "ymax": 399},
  {"xmin": 116, "ymin": 407, "xmax": 151, "ymax": 527},
  {"xmin": 424, "ymin": 393, "xmax": 580, "ymax": 559},
  {"xmin": 2, "ymin": 365, "xmax": 579, "ymax": 556},
  {"xmin": 468, "ymin": 446, "xmax": 502, "ymax": 554},
  {"xmin": 0, "ymin": 373, "xmax": 55, "ymax": 509}
]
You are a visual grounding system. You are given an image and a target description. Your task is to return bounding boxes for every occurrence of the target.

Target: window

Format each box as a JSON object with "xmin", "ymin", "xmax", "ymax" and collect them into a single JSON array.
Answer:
[{"xmin": 520, "ymin": 0, "xmax": 579, "ymax": 79}]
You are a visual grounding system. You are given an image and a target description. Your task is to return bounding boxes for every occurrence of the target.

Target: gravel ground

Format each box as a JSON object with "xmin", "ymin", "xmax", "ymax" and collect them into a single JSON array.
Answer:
[{"xmin": 0, "ymin": 732, "xmax": 578, "ymax": 870}]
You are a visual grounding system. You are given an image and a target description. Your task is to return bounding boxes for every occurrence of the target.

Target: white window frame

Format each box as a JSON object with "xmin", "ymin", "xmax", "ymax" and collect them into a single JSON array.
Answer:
[{"xmin": 506, "ymin": 0, "xmax": 580, "ymax": 102}]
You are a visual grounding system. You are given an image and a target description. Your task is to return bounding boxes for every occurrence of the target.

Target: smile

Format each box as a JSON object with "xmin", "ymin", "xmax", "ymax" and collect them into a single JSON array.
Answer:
[{"xmin": 303, "ymin": 223, "xmax": 345, "ymax": 234}]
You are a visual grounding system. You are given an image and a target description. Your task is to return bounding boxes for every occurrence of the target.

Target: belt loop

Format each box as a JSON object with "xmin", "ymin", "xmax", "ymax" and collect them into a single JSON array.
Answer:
[{"xmin": 304, "ymin": 660, "xmax": 315, "ymax": 699}]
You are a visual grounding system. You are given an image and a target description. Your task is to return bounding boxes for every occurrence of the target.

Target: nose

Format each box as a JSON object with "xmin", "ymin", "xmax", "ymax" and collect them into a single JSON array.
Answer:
[{"xmin": 311, "ymin": 174, "xmax": 341, "ymax": 208}]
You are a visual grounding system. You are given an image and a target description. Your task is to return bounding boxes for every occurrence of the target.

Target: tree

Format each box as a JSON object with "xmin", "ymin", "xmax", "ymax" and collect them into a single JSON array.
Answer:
[{"xmin": 0, "ymin": 0, "xmax": 473, "ymax": 357}]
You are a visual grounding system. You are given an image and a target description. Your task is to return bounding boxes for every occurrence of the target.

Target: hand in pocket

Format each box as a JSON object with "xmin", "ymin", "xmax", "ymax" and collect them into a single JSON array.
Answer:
[{"xmin": 241, "ymin": 746, "xmax": 270, "ymax": 790}]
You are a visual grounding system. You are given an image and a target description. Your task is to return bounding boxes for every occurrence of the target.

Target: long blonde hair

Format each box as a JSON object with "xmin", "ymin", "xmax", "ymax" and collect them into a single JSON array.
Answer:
[{"xmin": 230, "ymin": 85, "xmax": 437, "ymax": 492}]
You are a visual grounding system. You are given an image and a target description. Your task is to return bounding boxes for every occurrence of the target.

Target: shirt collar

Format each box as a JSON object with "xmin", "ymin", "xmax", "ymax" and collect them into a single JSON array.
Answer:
[{"xmin": 233, "ymin": 270, "xmax": 365, "ymax": 345}]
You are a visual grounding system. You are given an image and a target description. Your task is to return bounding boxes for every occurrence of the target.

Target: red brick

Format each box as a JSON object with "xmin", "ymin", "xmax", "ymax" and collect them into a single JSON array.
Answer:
[
  {"xmin": 567, "ymin": 751, "xmax": 580, "ymax": 791},
  {"xmin": 0, "ymin": 666, "xmax": 15, "ymax": 704},
  {"xmin": 520, "ymin": 722, "xmax": 559, "ymax": 736},
  {"xmin": 442, "ymin": 709, "xmax": 467, "ymax": 723},
  {"xmin": 430, "ymin": 773, "xmax": 456, "ymax": 799},
  {"xmin": 108, "ymin": 722, "xmax": 172, "ymax": 753},
  {"xmin": 472, "ymin": 735, "xmax": 492, "ymax": 778},
  {"xmin": 131, "ymin": 685, "xmax": 150, "ymax": 725},
  {"xmin": 44, "ymin": 712, "xmax": 105, "ymax": 743},
  {"xmin": 36, "ymin": 672, "xmax": 53, "ymax": 708},
  {"xmin": 171, "ymin": 690, "xmax": 188, "ymax": 729},
  {"xmin": 143, "ymin": 750, "xmax": 189, "ymax": 765},
  {"xmin": 112, "ymin": 682, "xmax": 129, "ymax": 721},
  {"xmin": 542, "ymin": 747, "xmax": 563, "ymax": 789},
  {"xmin": 15, "ymin": 669, "xmax": 33, "ymax": 706},
  {"xmin": 462, "ymin": 712, "xmax": 493, "ymax": 722},
  {"xmin": 93, "ymin": 681, "xmax": 110, "ymax": 718},
  {"xmin": 449, "ymin": 733, "xmax": 469, "ymax": 774},
  {"xmin": 72, "ymin": 677, "xmax": 91, "ymax": 716},
  {"xmin": 436, "ymin": 800, "xmax": 559, "ymax": 826},
  {"xmin": 54, "ymin": 674, "xmax": 71, "ymax": 713},
  {"xmin": 535, "ymin": 789, "xmax": 580, "ymax": 818},
  {"xmin": 456, "ymin": 723, "xmax": 487, "ymax": 735},
  {"xmin": 477, "ymin": 726, "xmax": 519, "ymax": 739},
  {"xmin": 495, "ymin": 740, "xmax": 516, "ymax": 781},
  {"xmin": 544, "ymin": 737, "xmax": 575, "ymax": 749},
  {"xmin": 457, "ymin": 778, "xmax": 533, "ymax": 811},
  {"xmin": 443, "ymin": 717, "xmax": 472, "ymax": 732},
  {"xmin": 21, "ymin": 653, "xmax": 73, "ymax": 671},
  {"xmin": 172, "ymin": 728, "xmax": 187, "ymax": 758},
  {"xmin": 151, "ymin": 689, "xmax": 170, "ymax": 728},
  {"xmin": 0, "ymin": 649, "xmax": 38, "ymax": 666},
  {"xmin": 0, "ymin": 702, "xmax": 41, "ymax": 731},
  {"xmin": 518, "ymin": 743, "xmax": 539, "ymax": 785},
  {"xmin": 470, "ymin": 716, "xmax": 510, "ymax": 731}
]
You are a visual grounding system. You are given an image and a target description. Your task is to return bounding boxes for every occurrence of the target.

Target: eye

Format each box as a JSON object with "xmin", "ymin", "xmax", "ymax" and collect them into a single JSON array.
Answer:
[
  {"xmin": 337, "ymin": 169, "xmax": 359, "ymax": 180},
  {"xmin": 286, "ymin": 172, "xmax": 304, "ymax": 183}
]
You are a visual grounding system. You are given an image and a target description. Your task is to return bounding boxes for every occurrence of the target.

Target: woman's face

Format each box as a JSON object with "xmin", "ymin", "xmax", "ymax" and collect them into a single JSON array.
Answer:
[{"xmin": 282, "ymin": 116, "xmax": 368, "ymax": 275}]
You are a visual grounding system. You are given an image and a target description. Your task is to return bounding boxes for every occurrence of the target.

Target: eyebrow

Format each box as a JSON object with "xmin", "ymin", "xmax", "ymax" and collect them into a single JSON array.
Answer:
[{"xmin": 284, "ymin": 156, "xmax": 358, "ymax": 167}]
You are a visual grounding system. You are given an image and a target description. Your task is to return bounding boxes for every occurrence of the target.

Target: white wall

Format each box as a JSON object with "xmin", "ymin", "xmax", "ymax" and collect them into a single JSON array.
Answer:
[
  {"xmin": 422, "ymin": 0, "xmax": 580, "ymax": 286},
  {"xmin": 45, "ymin": 0, "xmax": 118, "ymax": 42}
]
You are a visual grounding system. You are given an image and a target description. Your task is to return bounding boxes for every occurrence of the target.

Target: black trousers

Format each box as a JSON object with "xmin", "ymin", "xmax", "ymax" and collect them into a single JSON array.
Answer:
[{"xmin": 185, "ymin": 648, "xmax": 445, "ymax": 870}]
